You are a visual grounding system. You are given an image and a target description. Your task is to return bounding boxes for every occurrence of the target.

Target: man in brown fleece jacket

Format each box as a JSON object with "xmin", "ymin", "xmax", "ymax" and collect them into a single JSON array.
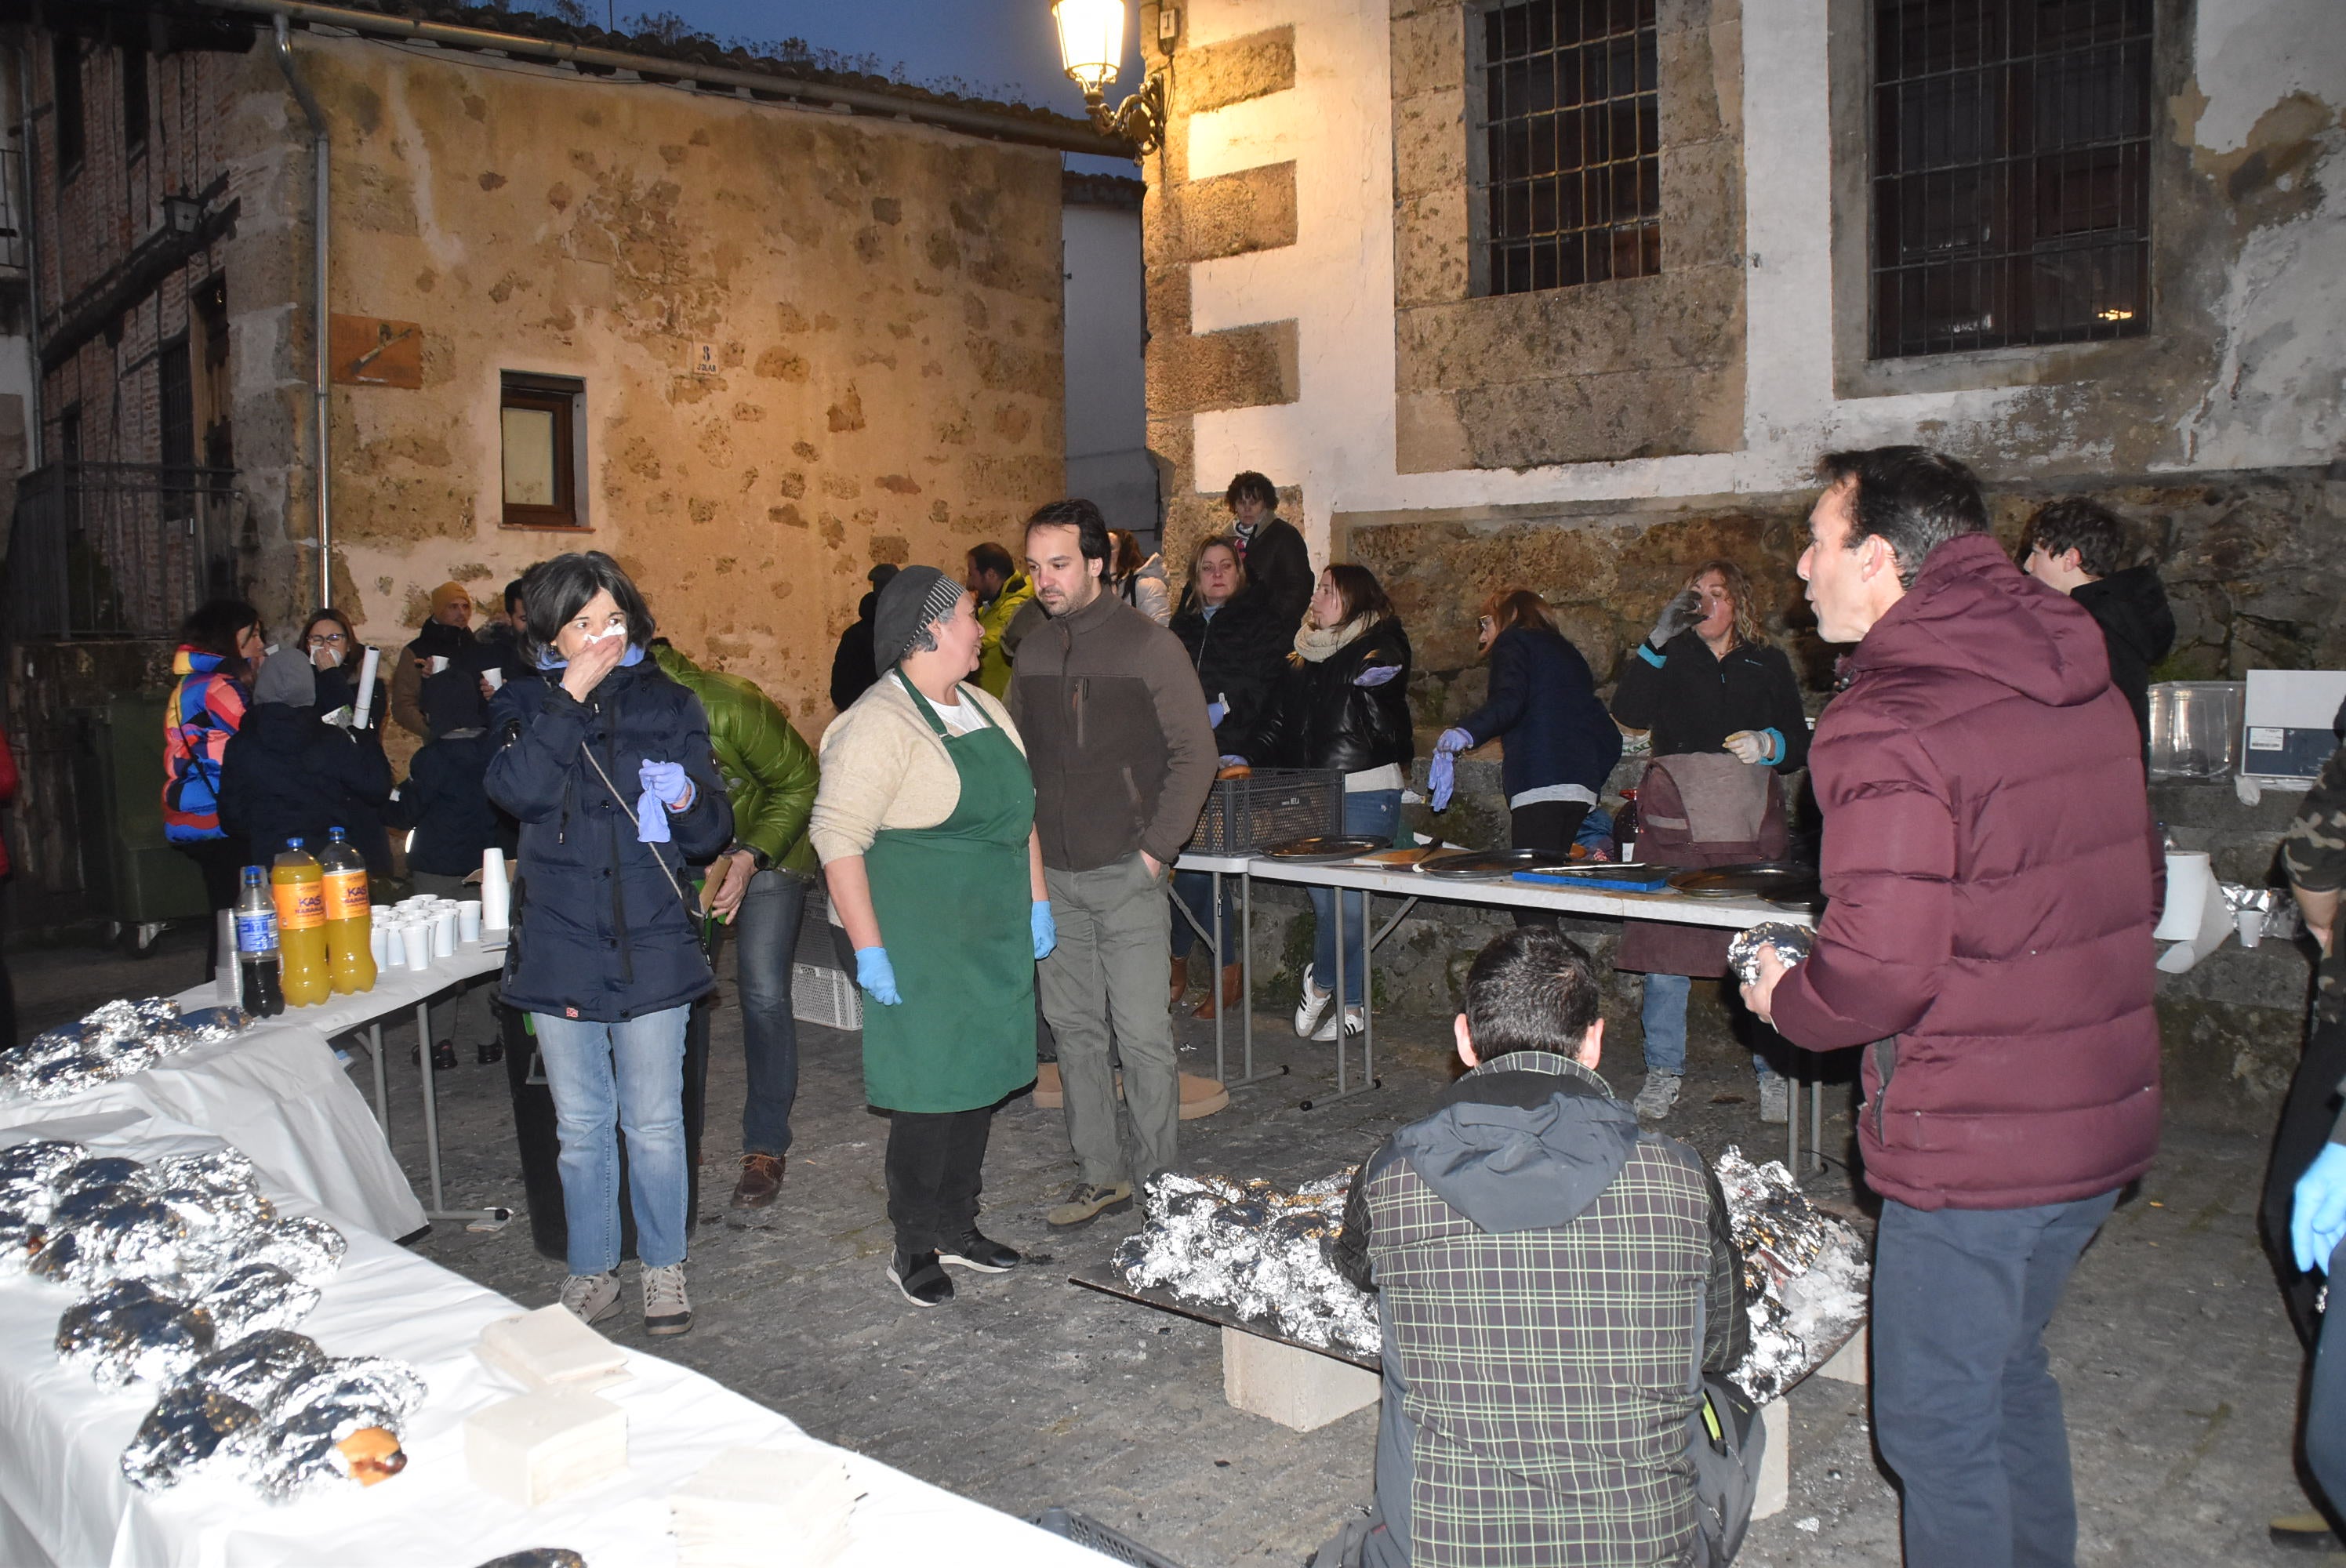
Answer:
[{"xmin": 1012, "ymin": 499, "xmax": 1218, "ymax": 1228}]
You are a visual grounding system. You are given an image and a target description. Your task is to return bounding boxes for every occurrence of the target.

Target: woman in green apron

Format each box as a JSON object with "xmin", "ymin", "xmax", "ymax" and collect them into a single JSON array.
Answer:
[{"xmin": 808, "ymin": 566, "xmax": 1055, "ymax": 1308}]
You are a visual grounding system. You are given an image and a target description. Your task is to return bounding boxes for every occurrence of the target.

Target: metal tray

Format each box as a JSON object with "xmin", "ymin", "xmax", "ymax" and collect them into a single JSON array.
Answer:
[
  {"xmin": 1416, "ymin": 848, "xmax": 1582, "ymax": 880},
  {"xmin": 1665, "ymin": 862, "xmax": 1822, "ymax": 905},
  {"xmin": 1255, "ymin": 835, "xmax": 1390, "ymax": 864}
]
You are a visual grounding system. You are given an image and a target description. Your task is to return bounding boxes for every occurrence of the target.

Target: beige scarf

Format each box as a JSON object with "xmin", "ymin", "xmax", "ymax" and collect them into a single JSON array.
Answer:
[{"xmin": 1295, "ymin": 615, "xmax": 1372, "ymax": 663}]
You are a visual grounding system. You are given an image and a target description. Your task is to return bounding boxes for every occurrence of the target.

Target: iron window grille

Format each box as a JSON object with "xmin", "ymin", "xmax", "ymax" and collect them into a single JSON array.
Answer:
[
  {"xmin": 1474, "ymin": 0, "xmax": 1661, "ymax": 297},
  {"xmin": 1871, "ymin": 0, "xmax": 2153, "ymax": 358}
]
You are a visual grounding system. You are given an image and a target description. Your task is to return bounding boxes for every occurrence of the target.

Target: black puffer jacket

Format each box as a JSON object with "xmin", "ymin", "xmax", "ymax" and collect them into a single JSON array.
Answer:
[
  {"xmin": 485, "ymin": 658, "xmax": 732, "ymax": 1022},
  {"xmin": 2071, "ymin": 564, "xmax": 2175, "ymax": 745},
  {"xmin": 218, "ymin": 703, "xmax": 394, "ymax": 869},
  {"xmin": 1172, "ymin": 590, "xmax": 1290, "ymax": 754},
  {"xmin": 1241, "ymin": 618, "xmax": 1415, "ymax": 776}
]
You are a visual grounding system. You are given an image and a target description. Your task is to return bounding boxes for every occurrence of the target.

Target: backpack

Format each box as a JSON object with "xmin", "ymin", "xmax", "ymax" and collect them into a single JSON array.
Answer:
[{"xmin": 1686, "ymin": 1368, "xmax": 1766, "ymax": 1565}]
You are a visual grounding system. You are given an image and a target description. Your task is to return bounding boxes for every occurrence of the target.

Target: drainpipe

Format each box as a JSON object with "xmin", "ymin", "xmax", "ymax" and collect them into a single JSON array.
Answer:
[
  {"xmin": 271, "ymin": 16, "xmax": 331, "ymax": 611},
  {"xmin": 16, "ymin": 43, "xmax": 41, "ymax": 469}
]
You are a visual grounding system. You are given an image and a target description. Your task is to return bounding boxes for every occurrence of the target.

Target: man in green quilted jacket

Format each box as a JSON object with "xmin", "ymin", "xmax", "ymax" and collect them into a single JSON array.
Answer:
[{"xmin": 651, "ymin": 641, "xmax": 819, "ymax": 1222}]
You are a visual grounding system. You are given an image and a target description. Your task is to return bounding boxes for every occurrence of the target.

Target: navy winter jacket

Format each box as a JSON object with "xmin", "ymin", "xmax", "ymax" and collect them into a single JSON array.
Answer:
[
  {"xmin": 217, "ymin": 704, "xmax": 394, "ymax": 870},
  {"xmin": 390, "ymin": 731, "xmax": 510, "ymax": 877},
  {"xmin": 485, "ymin": 659, "xmax": 732, "ymax": 1022},
  {"xmin": 1453, "ymin": 625, "xmax": 1623, "ymax": 804}
]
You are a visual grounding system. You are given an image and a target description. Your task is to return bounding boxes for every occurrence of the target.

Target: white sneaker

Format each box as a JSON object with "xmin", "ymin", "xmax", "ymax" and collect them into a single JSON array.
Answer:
[
  {"xmin": 1633, "ymin": 1071, "xmax": 1683, "ymax": 1119},
  {"xmin": 1293, "ymin": 965, "xmax": 1333, "ymax": 1038},
  {"xmin": 1759, "ymin": 1076, "xmax": 1790, "ymax": 1125},
  {"xmin": 559, "ymin": 1270, "xmax": 619, "ymax": 1326},
  {"xmin": 642, "ymin": 1262, "xmax": 692, "ymax": 1336},
  {"xmin": 1312, "ymin": 1004, "xmax": 1364, "ymax": 1044}
]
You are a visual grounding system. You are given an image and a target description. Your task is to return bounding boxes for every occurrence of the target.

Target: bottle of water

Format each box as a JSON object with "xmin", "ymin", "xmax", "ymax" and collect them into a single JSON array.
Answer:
[{"xmin": 235, "ymin": 866, "xmax": 286, "ymax": 1018}]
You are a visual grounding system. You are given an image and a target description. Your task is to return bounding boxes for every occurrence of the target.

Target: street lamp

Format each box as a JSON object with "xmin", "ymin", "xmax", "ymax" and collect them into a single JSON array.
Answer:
[{"xmin": 1052, "ymin": 0, "xmax": 1166, "ymax": 154}]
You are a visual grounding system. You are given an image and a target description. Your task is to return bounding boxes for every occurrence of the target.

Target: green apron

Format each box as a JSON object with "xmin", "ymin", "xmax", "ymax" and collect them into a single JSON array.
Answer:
[{"xmin": 860, "ymin": 676, "xmax": 1038, "ymax": 1112}]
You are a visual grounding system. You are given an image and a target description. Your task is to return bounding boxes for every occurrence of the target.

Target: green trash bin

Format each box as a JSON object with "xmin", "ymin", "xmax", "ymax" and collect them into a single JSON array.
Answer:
[{"xmin": 72, "ymin": 695, "xmax": 212, "ymax": 955}]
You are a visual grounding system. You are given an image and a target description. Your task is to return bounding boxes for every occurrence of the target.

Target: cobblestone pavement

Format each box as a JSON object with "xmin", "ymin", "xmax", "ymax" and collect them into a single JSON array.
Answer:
[{"xmin": 10, "ymin": 926, "xmax": 2322, "ymax": 1566}]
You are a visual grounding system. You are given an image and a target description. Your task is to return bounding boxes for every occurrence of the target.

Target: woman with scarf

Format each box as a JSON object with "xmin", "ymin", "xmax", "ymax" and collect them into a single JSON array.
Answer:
[
  {"xmin": 1229, "ymin": 564, "xmax": 1413, "ymax": 1042},
  {"xmin": 164, "ymin": 598, "xmax": 265, "ymax": 948},
  {"xmin": 811, "ymin": 566, "xmax": 1051, "ymax": 1309},
  {"xmin": 1609, "ymin": 558, "xmax": 1809, "ymax": 1123},
  {"xmin": 486, "ymin": 553, "xmax": 732, "ymax": 1338},
  {"xmin": 296, "ymin": 607, "xmax": 394, "ymax": 869}
]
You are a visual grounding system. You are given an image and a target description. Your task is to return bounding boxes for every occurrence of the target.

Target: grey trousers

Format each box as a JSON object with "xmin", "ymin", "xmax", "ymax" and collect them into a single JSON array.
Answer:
[{"xmin": 1038, "ymin": 853, "xmax": 1178, "ymax": 1189}]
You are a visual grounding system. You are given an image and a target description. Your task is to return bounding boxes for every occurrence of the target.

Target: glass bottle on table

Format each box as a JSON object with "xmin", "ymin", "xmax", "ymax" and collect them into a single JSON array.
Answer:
[
  {"xmin": 271, "ymin": 839, "xmax": 332, "ymax": 1008},
  {"xmin": 234, "ymin": 866, "xmax": 286, "ymax": 1018},
  {"xmin": 319, "ymin": 826, "xmax": 377, "ymax": 994}
]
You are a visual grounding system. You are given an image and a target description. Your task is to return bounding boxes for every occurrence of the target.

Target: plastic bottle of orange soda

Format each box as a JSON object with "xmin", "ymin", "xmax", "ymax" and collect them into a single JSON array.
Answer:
[
  {"xmin": 319, "ymin": 826, "xmax": 376, "ymax": 994},
  {"xmin": 271, "ymin": 839, "xmax": 332, "ymax": 1008}
]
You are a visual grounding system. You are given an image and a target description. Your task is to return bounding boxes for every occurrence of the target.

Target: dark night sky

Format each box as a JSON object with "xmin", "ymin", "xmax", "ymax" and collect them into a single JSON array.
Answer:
[{"xmin": 582, "ymin": 0, "xmax": 1148, "ymax": 173}]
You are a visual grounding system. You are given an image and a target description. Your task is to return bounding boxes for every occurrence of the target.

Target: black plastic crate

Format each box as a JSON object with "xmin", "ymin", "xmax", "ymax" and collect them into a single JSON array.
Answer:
[
  {"xmin": 1032, "ymin": 1507, "xmax": 1189, "ymax": 1568},
  {"xmin": 1189, "ymin": 767, "xmax": 1342, "ymax": 855}
]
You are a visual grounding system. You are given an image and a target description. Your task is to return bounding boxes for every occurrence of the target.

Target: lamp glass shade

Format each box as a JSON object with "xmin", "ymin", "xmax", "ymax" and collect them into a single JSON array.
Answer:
[{"xmin": 1052, "ymin": 0, "xmax": 1125, "ymax": 92}]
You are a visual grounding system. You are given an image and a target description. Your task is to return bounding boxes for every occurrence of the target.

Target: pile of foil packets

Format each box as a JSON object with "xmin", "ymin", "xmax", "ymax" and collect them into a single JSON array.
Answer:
[
  {"xmin": 2, "ymin": 1138, "xmax": 425, "ymax": 1501},
  {"xmin": 1113, "ymin": 1171, "xmax": 1380, "ymax": 1354},
  {"xmin": 1716, "ymin": 1146, "xmax": 1869, "ymax": 1403},
  {"xmin": 2, "ymin": 1000, "xmax": 249, "ymax": 1103}
]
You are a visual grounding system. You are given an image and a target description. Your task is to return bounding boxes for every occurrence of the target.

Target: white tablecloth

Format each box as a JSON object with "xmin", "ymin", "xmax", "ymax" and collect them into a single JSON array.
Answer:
[{"xmin": 0, "ymin": 1118, "xmax": 1102, "ymax": 1568}]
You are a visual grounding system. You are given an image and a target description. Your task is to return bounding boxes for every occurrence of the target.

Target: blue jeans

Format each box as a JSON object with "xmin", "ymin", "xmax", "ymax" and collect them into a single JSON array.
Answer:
[
  {"xmin": 725, "ymin": 869, "xmax": 804, "ymax": 1157},
  {"xmin": 1310, "ymin": 789, "xmax": 1400, "ymax": 1006},
  {"xmin": 1872, "ymin": 1189, "xmax": 2119, "ymax": 1568},
  {"xmin": 1168, "ymin": 869, "xmax": 1237, "ymax": 962},
  {"xmin": 1639, "ymin": 972, "xmax": 1775, "ymax": 1079},
  {"xmin": 532, "ymin": 1006, "xmax": 692, "ymax": 1275}
]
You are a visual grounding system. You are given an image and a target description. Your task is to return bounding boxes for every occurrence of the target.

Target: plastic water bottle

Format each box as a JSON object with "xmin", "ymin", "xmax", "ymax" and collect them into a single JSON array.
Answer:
[
  {"xmin": 271, "ymin": 839, "xmax": 332, "ymax": 1008},
  {"xmin": 234, "ymin": 866, "xmax": 286, "ymax": 1018},
  {"xmin": 319, "ymin": 826, "xmax": 377, "ymax": 994}
]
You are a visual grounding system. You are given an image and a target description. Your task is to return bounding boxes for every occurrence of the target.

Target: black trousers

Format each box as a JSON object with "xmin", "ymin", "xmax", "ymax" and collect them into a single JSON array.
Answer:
[
  {"xmin": 1509, "ymin": 800, "xmax": 1592, "ymax": 929},
  {"xmin": 884, "ymin": 1106, "xmax": 993, "ymax": 1254},
  {"xmin": 2262, "ymin": 1014, "xmax": 2346, "ymax": 1348},
  {"xmin": 176, "ymin": 836, "xmax": 251, "ymax": 966}
]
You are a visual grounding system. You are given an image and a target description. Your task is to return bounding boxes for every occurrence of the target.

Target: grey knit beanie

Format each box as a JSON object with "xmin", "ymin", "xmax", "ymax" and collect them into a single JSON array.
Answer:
[
  {"xmin": 252, "ymin": 651, "xmax": 317, "ymax": 708},
  {"xmin": 873, "ymin": 565, "xmax": 964, "ymax": 671}
]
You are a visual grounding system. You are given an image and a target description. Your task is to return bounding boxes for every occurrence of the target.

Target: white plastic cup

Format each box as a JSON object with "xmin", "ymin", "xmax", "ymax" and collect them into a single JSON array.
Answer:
[
  {"xmin": 401, "ymin": 923, "xmax": 432, "ymax": 971},
  {"xmin": 429, "ymin": 655, "xmax": 450, "ymax": 675},
  {"xmin": 483, "ymin": 669, "xmax": 506, "ymax": 692},
  {"xmin": 431, "ymin": 908, "xmax": 457, "ymax": 957},
  {"xmin": 2239, "ymin": 908, "xmax": 2264, "ymax": 949},
  {"xmin": 457, "ymin": 901, "xmax": 482, "ymax": 942},
  {"xmin": 368, "ymin": 921, "xmax": 390, "ymax": 968}
]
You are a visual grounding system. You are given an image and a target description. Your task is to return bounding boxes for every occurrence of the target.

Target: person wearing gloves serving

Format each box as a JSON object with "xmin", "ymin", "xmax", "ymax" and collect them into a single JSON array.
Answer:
[
  {"xmin": 810, "ymin": 565, "xmax": 1053, "ymax": 1309},
  {"xmin": 486, "ymin": 552, "xmax": 733, "ymax": 1339},
  {"xmin": 1229, "ymin": 564, "xmax": 1414, "ymax": 1043},
  {"xmin": 1428, "ymin": 590, "xmax": 1621, "ymax": 924},
  {"xmin": 1608, "ymin": 559, "xmax": 1810, "ymax": 1123}
]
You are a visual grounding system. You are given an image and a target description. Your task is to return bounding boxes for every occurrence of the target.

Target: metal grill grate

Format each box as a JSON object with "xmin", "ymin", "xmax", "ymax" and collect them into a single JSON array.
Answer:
[
  {"xmin": 1476, "ymin": 0, "xmax": 1661, "ymax": 296},
  {"xmin": 1871, "ymin": 0, "xmax": 2153, "ymax": 358}
]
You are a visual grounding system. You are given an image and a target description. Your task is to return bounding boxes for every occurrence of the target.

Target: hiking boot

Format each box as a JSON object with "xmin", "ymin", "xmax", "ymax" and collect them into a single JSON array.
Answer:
[
  {"xmin": 1193, "ymin": 964, "xmax": 1244, "ymax": 1019},
  {"xmin": 1293, "ymin": 965, "xmax": 1333, "ymax": 1038},
  {"xmin": 1046, "ymin": 1181, "xmax": 1134, "ymax": 1229},
  {"xmin": 1760, "ymin": 1076, "xmax": 1790, "ymax": 1124},
  {"xmin": 2269, "ymin": 1511, "xmax": 2341, "ymax": 1551},
  {"xmin": 641, "ymin": 1263, "xmax": 692, "ymax": 1336},
  {"xmin": 1634, "ymin": 1071, "xmax": 1683, "ymax": 1119},
  {"xmin": 474, "ymin": 1038, "xmax": 503, "ymax": 1065},
  {"xmin": 727, "ymin": 1153, "xmax": 786, "ymax": 1225},
  {"xmin": 939, "ymin": 1229, "xmax": 1022, "ymax": 1272},
  {"xmin": 558, "ymin": 1270, "xmax": 619, "ymax": 1327},
  {"xmin": 888, "ymin": 1249, "xmax": 954, "ymax": 1307},
  {"xmin": 1169, "ymin": 953, "xmax": 1190, "ymax": 1008},
  {"xmin": 1311, "ymin": 1004, "xmax": 1364, "ymax": 1044}
]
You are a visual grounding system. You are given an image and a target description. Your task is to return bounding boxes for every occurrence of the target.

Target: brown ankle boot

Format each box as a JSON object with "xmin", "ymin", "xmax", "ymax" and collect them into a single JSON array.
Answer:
[
  {"xmin": 1193, "ymin": 964, "xmax": 1243, "ymax": 1018},
  {"xmin": 1169, "ymin": 953, "xmax": 1189, "ymax": 1007}
]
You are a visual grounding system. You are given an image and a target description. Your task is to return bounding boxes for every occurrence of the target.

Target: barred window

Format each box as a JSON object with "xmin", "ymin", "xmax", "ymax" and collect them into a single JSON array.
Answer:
[
  {"xmin": 1871, "ymin": 0, "xmax": 2153, "ymax": 358},
  {"xmin": 1475, "ymin": 0, "xmax": 1661, "ymax": 297}
]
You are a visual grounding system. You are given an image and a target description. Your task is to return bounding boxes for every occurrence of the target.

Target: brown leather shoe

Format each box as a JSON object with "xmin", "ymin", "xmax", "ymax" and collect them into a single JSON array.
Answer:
[
  {"xmin": 727, "ymin": 1153, "xmax": 785, "ymax": 1225},
  {"xmin": 1193, "ymin": 963, "xmax": 1244, "ymax": 1018},
  {"xmin": 1169, "ymin": 953, "xmax": 1190, "ymax": 1008}
]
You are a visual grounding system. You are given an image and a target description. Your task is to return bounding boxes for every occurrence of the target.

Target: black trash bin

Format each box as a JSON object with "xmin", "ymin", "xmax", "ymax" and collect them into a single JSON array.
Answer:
[{"xmin": 504, "ymin": 997, "xmax": 712, "ymax": 1264}]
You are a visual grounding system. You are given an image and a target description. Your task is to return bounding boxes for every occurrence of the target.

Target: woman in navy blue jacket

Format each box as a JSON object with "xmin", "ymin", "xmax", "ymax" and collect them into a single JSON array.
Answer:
[
  {"xmin": 1432, "ymin": 590, "xmax": 1622, "ymax": 866},
  {"xmin": 487, "ymin": 553, "xmax": 732, "ymax": 1338}
]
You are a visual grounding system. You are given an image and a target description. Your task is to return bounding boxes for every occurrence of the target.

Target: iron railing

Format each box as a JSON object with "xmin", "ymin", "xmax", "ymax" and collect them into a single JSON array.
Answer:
[{"xmin": 6, "ymin": 463, "xmax": 244, "ymax": 639}]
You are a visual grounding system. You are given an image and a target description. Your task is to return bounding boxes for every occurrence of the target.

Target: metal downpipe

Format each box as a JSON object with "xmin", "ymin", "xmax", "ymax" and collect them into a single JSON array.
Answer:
[{"xmin": 272, "ymin": 15, "xmax": 332, "ymax": 611}]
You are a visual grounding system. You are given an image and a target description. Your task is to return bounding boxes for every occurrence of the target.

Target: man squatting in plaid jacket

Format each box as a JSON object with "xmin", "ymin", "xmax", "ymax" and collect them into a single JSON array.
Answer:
[{"xmin": 1328, "ymin": 927, "xmax": 1749, "ymax": 1567}]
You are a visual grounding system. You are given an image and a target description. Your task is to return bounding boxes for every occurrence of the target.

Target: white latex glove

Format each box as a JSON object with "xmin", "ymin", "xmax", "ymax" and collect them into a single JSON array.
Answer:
[{"xmin": 1724, "ymin": 730, "xmax": 1771, "ymax": 765}]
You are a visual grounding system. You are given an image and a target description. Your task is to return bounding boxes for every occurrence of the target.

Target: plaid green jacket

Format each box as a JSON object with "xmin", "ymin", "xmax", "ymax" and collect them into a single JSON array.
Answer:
[{"xmin": 1335, "ymin": 1054, "xmax": 1745, "ymax": 1568}]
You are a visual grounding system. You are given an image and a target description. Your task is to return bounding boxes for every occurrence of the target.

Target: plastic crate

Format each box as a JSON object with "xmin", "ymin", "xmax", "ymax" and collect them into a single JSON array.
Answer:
[
  {"xmin": 1031, "ymin": 1507, "xmax": 1188, "ymax": 1568},
  {"xmin": 792, "ymin": 962, "xmax": 862, "ymax": 1031},
  {"xmin": 1189, "ymin": 767, "xmax": 1342, "ymax": 855}
]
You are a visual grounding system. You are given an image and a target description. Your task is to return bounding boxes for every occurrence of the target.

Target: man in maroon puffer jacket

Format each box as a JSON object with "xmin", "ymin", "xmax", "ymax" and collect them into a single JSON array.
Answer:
[{"xmin": 1744, "ymin": 446, "xmax": 2160, "ymax": 1568}]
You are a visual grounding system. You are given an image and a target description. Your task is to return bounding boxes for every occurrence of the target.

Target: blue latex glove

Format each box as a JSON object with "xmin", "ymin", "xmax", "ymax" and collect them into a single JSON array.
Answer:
[
  {"xmin": 1435, "ymin": 727, "xmax": 1473, "ymax": 755},
  {"xmin": 640, "ymin": 759, "xmax": 693, "ymax": 808},
  {"xmin": 855, "ymin": 946, "xmax": 902, "ymax": 1006},
  {"xmin": 1353, "ymin": 663, "xmax": 1401, "ymax": 688},
  {"xmin": 1206, "ymin": 699, "xmax": 1228, "ymax": 728},
  {"xmin": 2295, "ymin": 1144, "xmax": 2346, "ymax": 1273},
  {"xmin": 1218, "ymin": 754, "xmax": 1249, "ymax": 768},
  {"xmin": 1032, "ymin": 899, "xmax": 1057, "ymax": 960},
  {"xmin": 1429, "ymin": 749, "xmax": 1458, "ymax": 812}
]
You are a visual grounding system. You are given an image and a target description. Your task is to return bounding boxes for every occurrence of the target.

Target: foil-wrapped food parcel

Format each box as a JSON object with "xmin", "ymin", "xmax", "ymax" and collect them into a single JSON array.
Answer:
[
  {"xmin": 3, "ymin": 1136, "xmax": 426, "ymax": 1502},
  {"xmin": 1716, "ymin": 1147, "xmax": 1869, "ymax": 1403},
  {"xmin": 1726, "ymin": 921, "xmax": 1814, "ymax": 987},
  {"xmin": 0, "ymin": 1000, "xmax": 248, "ymax": 1103}
]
